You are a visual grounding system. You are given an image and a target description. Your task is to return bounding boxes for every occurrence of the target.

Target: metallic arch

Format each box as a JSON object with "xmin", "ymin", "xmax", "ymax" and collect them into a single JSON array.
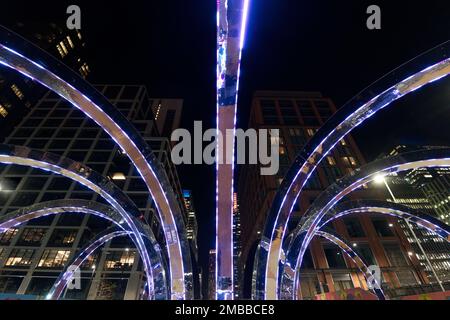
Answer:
[
  {"xmin": 0, "ymin": 26, "xmax": 191, "ymax": 299},
  {"xmin": 0, "ymin": 200, "xmax": 168, "ymax": 299},
  {"xmin": 313, "ymin": 231, "xmax": 384, "ymax": 300},
  {"xmin": 281, "ymin": 148, "xmax": 450, "ymax": 300},
  {"xmin": 255, "ymin": 41, "xmax": 450, "ymax": 299},
  {"xmin": 0, "ymin": 145, "xmax": 165, "ymax": 299}
]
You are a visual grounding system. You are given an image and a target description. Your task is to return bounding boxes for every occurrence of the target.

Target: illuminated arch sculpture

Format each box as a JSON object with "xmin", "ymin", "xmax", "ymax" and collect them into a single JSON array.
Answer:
[
  {"xmin": 216, "ymin": 0, "xmax": 250, "ymax": 299},
  {"xmin": 0, "ymin": 145, "xmax": 167, "ymax": 299},
  {"xmin": 0, "ymin": 199, "xmax": 168, "ymax": 299},
  {"xmin": 0, "ymin": 26, "xmax": 191, "ymax": 299},
  {"xmin": 254, "ymin": 41, "xmax": 450, "ymax": 299},
  {"xmin": 280, "ymin": 148, "xmax": 450, "ymax": 300},
  {"xmin": 318, "ymin": 200, "xmax": 450, "ymax": 239},
  {"xmin": 311, "ymin": 230, "xmax": 385, "ymax": 300}
]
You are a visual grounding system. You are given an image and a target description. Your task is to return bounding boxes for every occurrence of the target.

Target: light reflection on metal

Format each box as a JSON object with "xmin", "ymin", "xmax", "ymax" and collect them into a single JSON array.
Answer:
[
  {"xmin": 255, "ymin": 41, "xmax": 450, "ymax": 300},
  {"xmin": 0, "ymin": 146, "xmax": 167, "ymax": 299},
  {"xmin": 0, "ymin": 200, "xmax": 168, "ymax": 299},
  {"xmin": 216, "ymin": 0, "xmax": 250, "ymax": 300},
  {"xmin": 319, "ymin": 200, "xmax": 450, "ymax": 239},
  {"xmin": 281, "ymin": 149, "xmax": 450, "ymax": 299},
  {"xmin": 0, "ymin": 26, "xmax": 191, "ymax": 299}
]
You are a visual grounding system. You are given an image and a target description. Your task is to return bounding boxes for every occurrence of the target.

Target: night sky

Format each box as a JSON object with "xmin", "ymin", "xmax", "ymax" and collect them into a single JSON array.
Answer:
[{"xmin": 1, "ymin": 0, "xmax": 450, "ymax": 285}]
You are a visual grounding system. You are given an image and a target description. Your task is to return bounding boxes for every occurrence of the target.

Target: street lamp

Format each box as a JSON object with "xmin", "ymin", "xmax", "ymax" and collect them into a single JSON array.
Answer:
[{"xmin": 373, "ymin": 174, "xmax": 445, "ymax": 292}]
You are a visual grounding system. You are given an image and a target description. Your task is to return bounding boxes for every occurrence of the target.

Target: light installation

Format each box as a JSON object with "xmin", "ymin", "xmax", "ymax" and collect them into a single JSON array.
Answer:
[
  {"xmin": 0, "ymin": 25, "xmax": 191, "ymax": 299},
  {"xmin": 48, "ymin": 228, "xmax": 131, "ymax": 300},
  {"xmin": 317, "ymin": 200, "xmax": 450, "ymax": 238},
  {"xmin": 280, "ymin": 149, "xmax": 450, "ymax": 299},
  {"xmin": 216, "ymin": 0, "xmax": 250, "ymax": 299},
  {"xmin": 0, "ymin": 199, "xmax": 168, "ymax": 299},
  {"xmin": 254, "ymin": 41, "xmax": 450, "ymax": 300},
  {"xmin": 0, "ymin": 145, "xmax": 166, "ymax": 299}
]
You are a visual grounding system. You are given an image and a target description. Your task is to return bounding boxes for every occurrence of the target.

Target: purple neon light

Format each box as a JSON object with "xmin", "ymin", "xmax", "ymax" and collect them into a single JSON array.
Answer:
[{"xmin": 263, "ymin": 58, "xmax": 450, "ymax": 299}]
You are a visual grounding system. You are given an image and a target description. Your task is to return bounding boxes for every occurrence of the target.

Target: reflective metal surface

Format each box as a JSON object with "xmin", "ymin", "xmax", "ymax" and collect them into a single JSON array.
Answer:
[
  {"xmin": 0, "ymin": 26, "xmax": 191, "ymax": 299},
  {"xmin": 0, "ymin": 145, "xmax": 167, "ymax": 299},
  {"xmin": 281, "ymin": 148, "xmax": 450, "ymax": 299},
  {"xmin": 47, "ymin": 227, "xmax": 168, "ymax": 300},
  {"xmin": 255, "ymin": 42, "xmax": 450, "ymax": 299},
  {"xmin": 216, "ymin": 0, "xmax": 249, "ymax": 300},
  {"xmin": 280, "ymin": 230, "xmax": 385, "ymax": 300}
]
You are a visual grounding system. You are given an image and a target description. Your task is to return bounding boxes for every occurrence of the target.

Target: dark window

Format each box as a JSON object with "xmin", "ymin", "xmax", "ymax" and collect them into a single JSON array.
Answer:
[
  {"xmin": 25, "ymin": 277, "xmax": 56, "ymax": 296},
  {"xmin": 324, "ymin": 247, "xmax": 347, "ymax": 268},
  {"xmin": 162, "ymin": 110, "xmax": 176, "ymax": 137},
  {"xmin": 6, "ymin": 165, "xmax": 29, "ymax": 175},
  {"xmin": 119, "ymin": 86, "xmax": 139, "ymax": 99},
  {"xmin": 40, "ymin": 193, "xmax": 66, "ymax": 202},
  {"xmin": 17, "ymin": 228, "xmax": 47, "ymax": 246},
  {"xmin": 28, "ymin": 140, "xmax": 48, "ymax": 149},
  {"xmin": 372, "ymin": 218, "xmax": 394, "ymax": 237},
  {"xmin": 78, "ymin": 129, "xmax": 99, "ymax": 138},
  {"xmin": 71, "ymin": 140, "xmax": 92, "ymax": 150},
  {"xmin": 95, "ymin": 140, "xmax": 115, "ymax": 150},
  {"xmin": 22, "ymin": 177, "xmax": 48, "ymax": 190},
  {"xmin": 355, "ymin": 244, "xmax": 376, "ymax": 265},
  {"xmin": 1, "ymin": 177, "xmax": 21, "ymax": 191},
  {"xmin": 15, "ymin": 128, "xmax": 35, "ymax": 137},
  {"xmin": 47, "ymin": 229, "xmax": 78, "ymax": 247},
  {"xmin": 343, "ymin": 217, "xmax": 366, "ymax": 238},
  {"xmin": 10, "ymin": 193, "xmax": 39, "ymax": 206},
  {"xmin": 63, "ymin": 118, "xmax": 84, "ymax": 127},
  {"xmin": 23, "ymin": 118, "xmax": 42, "ymax": 127},
  {"xmin": 88, "ymin": 151, "xmax": 111, "ymax": 163},
  {"xmin": 0, "ymin": 229, "xmax": 19, "ymax": 245},
  {"xmin": 57, "ymin": 213, "xmax": 85, "ymax": 226},
  {"xmin": 383, "ymin": 243, "xmax": 408, "ymax": 267},
  {"xmin": 48, "ymin": 178, "xmax": 72, "ymax": 191},
  {"xmin": 57, "ymin": 129, "xmax": 77, "ymax": 138},
  {"xmin": 26, "ymin": 215, "xmax": 54, "ymax": 226},
  {"xmin": 48, "ymin": 140, "xmax": 71, "ymax": 149}
]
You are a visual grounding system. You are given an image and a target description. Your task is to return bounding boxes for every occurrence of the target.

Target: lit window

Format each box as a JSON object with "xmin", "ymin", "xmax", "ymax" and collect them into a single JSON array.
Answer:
[
  {"xmin": 326, "ymin": 156, "xmax": 336, "ymax": 166},
  {"xmin": 5, "ymin": 249, "xmax": 35, "ymax": 266},
  {"xmin": 306, "ymin": 128, "xmax": 316, "ymax": 137},
  {"xmin": 59, "ymin": 41, "xmax": 69, "ymax": 55},
  {"xmin": 38, "ymin": 250, "xmax": 71, "ymax": 268},
  {"xmin": 111, "ymin": 172, "xmax": 126, "ymax": 180},
  {"xmin": 11, "ymin": 84, "xmax": 24, "ymax": 100},
  {"xmin": 0, "ymin": 104, "xmax": 8, "ymax": 117},
  {"xmin": 66, "ymin": 36, "xmax": 74, "ymax": 48}
]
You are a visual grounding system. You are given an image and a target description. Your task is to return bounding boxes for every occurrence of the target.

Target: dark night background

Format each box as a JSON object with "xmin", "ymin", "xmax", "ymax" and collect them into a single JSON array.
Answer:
[{"xmin": 1, "ymin": 0, "xmax": 450, "ymax": 293}]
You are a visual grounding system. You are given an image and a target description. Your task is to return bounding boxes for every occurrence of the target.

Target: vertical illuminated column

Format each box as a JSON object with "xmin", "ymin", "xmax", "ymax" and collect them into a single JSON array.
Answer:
[{"xmin": 216, "ymin": 0, "xmax": 250, "ymax": 300}]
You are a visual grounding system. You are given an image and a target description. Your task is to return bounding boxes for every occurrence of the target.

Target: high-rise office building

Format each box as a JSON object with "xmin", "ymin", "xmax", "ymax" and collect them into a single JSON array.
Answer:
[
  {"xmin": 378, "ymin": 145, "xmax": 450, "ymax": 286},
  {"xmin": 0, "ymin": 85, "xmax": 186, "ymax": 299},
  {"xmin": 0, "ymin": 22, "xmax": 89, "ymax": 136},
  {"xmin": 238, "ymin": 91, "xmax": 430, "ymax": 299}
]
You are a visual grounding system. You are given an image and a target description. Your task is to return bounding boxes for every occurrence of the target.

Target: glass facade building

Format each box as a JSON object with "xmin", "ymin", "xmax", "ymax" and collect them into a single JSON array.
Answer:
[{"xmin": 0, "ymin": 85, "xmax": 187, "ymax": 299}]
